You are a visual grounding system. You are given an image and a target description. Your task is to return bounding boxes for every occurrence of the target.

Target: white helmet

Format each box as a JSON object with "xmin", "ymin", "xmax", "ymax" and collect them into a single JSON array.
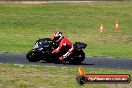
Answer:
[{"xmin": 53, "ymin": 32, "xmax": 63, "ymax": 42}]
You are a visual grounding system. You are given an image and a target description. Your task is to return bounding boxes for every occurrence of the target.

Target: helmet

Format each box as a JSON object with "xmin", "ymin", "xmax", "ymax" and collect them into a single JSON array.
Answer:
[{"xmin": 53, "ymin": 32, "xmax": 63, "ymax": 42}]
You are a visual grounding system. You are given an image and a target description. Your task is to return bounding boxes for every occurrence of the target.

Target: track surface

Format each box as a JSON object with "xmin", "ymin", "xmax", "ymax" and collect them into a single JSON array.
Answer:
[{"xmin": 0, "ymin": 53, "xmax": 132, "ymax": 70}]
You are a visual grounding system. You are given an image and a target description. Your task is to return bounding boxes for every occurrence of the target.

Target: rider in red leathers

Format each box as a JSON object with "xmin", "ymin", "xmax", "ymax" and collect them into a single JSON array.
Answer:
[{"xmin": 51, "ymin": 32, "xmax": 73, "ymax": 62}]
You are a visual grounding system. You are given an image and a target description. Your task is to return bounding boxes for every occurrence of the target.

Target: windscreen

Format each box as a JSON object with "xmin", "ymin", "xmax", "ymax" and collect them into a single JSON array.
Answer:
[{"xmin": 34, "ymin": 39, "xmax": 49, "ymax": 49}]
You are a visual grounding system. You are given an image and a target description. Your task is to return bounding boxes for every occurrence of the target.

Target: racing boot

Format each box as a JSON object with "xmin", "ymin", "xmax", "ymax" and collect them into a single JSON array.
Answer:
[{"xmin": 58, "ymin": 57, "xmax": 65, "ymax": 64}]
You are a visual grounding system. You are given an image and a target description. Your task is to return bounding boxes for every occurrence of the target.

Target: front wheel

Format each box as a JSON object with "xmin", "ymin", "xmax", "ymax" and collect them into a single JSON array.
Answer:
[
  {"xmin": 68, "ymin": 51, "xmax": 85, "ymax": 65},
  {"xmin": 26, "ymin": 50, "xmax": 40, "ymax": 62}
]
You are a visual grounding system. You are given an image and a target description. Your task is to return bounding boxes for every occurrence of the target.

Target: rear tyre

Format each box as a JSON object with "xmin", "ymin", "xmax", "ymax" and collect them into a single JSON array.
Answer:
[
  {"xmin": 26, "ymin": 50, "xmax": 40, "ymax": 62},
  {"xmin": 68, "ymin": 51, "xmax": 85, "ymax": 65}
]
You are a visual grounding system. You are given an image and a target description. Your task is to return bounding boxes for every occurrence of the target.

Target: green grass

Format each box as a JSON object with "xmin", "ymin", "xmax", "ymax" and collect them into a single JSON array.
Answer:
[
  {"xmin": 0, "ymin": 63, "xmax": 131, "ymax": 88},
  {"xmin": 0, "ymin": 2, "xmax": 132, "ymax": 58}
]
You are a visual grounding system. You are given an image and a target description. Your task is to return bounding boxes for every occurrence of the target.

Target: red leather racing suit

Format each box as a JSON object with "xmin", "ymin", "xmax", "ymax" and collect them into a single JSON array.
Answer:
[{"xmin": 52, "ymin": 37, "xmax": 73, "ymax": 60}]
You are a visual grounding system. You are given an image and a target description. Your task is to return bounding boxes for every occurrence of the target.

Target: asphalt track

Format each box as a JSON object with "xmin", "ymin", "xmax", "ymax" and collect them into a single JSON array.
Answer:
[{"xmin": 0, "ymin": 53, "xmax": 132, "ymax": 70}]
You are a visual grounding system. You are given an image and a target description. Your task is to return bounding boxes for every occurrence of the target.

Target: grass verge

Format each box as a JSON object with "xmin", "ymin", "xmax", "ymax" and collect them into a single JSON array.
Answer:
[
  {"xmin": 0, "ymin": 2, "xmax": 132, "ymax": 58},
  {"xmin": 0, "ymin": 63, "xmax": 131, "ymax": 88}
]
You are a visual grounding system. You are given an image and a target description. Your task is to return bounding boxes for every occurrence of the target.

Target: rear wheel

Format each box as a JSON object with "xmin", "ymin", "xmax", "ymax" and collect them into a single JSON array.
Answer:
[
  {"xmin": 26, "ymin": 50, "xmax": 40, "ymax": 62},
  {"xmin": 68, "ymin": 51, "xmax": 85, "ymax": 65}
]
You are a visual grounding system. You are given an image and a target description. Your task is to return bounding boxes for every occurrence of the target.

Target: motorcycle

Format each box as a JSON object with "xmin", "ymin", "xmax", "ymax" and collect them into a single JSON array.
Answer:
[{"xmin": 26, "ymin": 38, "xmax": 87, "ymax": 64}]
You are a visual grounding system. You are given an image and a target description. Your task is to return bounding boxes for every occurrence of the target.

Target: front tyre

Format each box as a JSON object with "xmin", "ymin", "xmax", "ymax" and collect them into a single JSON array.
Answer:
[
  {"xmin": 68, "ymin": 51, "xmax": 85, "ymax": 65},
  {"xmin": 26, "ymin": 50, "xmax": 40, "ymax": 62}
]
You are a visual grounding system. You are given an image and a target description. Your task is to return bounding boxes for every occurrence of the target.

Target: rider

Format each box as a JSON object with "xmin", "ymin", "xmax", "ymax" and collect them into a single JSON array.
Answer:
[{"xmin": 51, "ymin": 32, "xmax": 73, "ymax": 62}]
